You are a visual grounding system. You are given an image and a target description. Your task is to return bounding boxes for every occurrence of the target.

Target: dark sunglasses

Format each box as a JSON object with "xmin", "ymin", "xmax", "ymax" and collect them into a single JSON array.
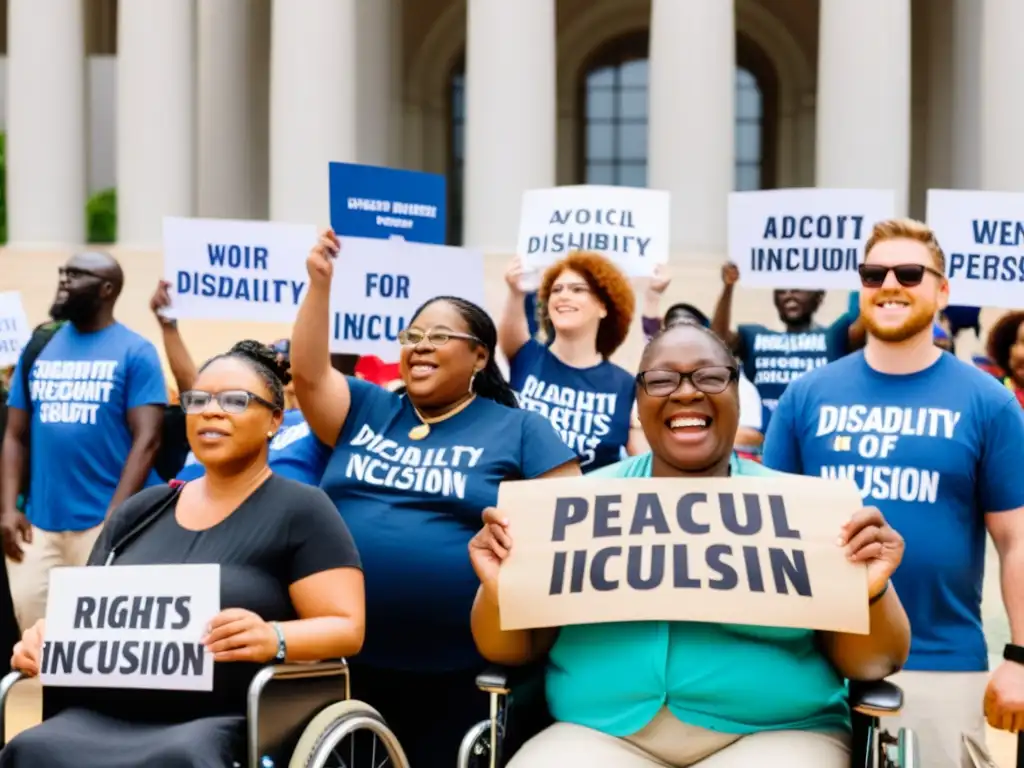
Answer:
[
  {"xmin": 398, "ymin": 328, "xmax": 481, "ymax": 347},
  {"xmin": 857, "ymin": 263, "xmax": 945, "ymax": 288},
  {"xmin": 636, "ymin": 366, "xmax": 738, "ymax": 397},
  {"xmin": 180, "ymin": 389, "xmax": 279, "ymax": 415}
]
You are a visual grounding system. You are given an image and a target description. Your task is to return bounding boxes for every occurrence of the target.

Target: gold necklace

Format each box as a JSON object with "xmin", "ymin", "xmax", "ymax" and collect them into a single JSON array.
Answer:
[{"xmin": 408, "ymin": 395, "xmax": 477, "ymax": 440}]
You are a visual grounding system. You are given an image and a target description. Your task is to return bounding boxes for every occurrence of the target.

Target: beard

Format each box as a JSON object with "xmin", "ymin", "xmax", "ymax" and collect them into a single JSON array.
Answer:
[
  {"xmin": 51, "ymin": 290, "xmax": 102, "ymax": 325},
  {"xmin": 862, "ymin": 298, "xmax": 936, "ymax": 343}
]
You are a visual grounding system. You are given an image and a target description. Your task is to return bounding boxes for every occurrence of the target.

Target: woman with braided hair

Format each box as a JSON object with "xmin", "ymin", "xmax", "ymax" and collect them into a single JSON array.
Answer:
[{"xmin": 290, "ymin": 230, "xmax": 580, "ymax": 768}]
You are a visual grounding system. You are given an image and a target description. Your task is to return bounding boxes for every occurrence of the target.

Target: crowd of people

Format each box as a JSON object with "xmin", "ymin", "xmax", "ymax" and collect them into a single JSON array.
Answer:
[{"xmin": 0, "ymin": 217, "xmax": 1021, "ymax": 767}]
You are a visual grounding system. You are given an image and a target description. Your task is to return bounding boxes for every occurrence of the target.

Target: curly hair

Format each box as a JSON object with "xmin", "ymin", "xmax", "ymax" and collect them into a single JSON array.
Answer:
[
  {"xmin": 985, "ymin": 311, "xmax": 1024, "ymax": 376},
  {"xmin": 537, "ymin": 251, "xmax": 635, "ymax": 358}
]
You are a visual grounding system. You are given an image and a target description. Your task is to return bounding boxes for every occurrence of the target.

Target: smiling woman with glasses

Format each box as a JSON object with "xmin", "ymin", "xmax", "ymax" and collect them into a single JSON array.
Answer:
[
  {"xmin": 469, "ymin": 321, "xmax": 912, "ymax": 768},
  {"xmin": 1, "ymin": 339, "xmax": 365, "ymax": 768},
  {"xmin": 287, "ymin": 230, "xmax": 580, "ymax": 768}
]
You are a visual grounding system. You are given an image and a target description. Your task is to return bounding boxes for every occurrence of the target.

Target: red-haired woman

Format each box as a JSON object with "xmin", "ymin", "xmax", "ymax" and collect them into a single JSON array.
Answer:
[{"xmin": 499, "ymin": 252, "xmax": 645, "ymax": 471}]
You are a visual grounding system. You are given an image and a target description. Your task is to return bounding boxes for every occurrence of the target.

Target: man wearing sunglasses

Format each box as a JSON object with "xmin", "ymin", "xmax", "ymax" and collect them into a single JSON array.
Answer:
[
  {"xmin": 0, "ymin": 252, "xmax": 167, "ymax": 632},
  {"xmin": 762, "ymin": 218, "xmax": 1024, "ymax": 767}
]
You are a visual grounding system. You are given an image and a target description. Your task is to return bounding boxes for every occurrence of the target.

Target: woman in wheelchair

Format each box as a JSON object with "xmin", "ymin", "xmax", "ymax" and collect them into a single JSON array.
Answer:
[
  {"xmin": 469, "ymin": 323, "xmax": 912, "ymax": 768},
  {"xmin": 0, "ymin": 341, "xmax": 365, "ymax": 768}
]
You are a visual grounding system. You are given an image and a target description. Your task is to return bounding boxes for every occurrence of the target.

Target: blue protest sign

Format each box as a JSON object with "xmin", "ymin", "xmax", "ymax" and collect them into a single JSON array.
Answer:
[{"xmin": 329, "ymin": 162, "xmax": 447, "ymax": 245}]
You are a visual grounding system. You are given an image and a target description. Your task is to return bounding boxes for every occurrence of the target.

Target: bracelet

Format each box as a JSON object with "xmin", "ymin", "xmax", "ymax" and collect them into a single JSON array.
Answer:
[
  {"xmin": 869, "ymin": 580, "xmax": 890, "ymax": 605},
  {"xmin": 271, "ymin": 621, "xmax": 287, "ymax": 662}
]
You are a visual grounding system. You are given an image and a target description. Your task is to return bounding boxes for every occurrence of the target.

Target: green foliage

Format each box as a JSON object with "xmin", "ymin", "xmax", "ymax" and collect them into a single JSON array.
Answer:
[{"xmin": 86, "ymin": 188, "xmax": 117, "ymax": 244}]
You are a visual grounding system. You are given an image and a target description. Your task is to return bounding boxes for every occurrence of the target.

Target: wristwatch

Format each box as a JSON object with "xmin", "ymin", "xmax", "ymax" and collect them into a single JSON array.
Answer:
[{"xmin": 1003, "ymin": 643, "xmax": 1024, "ymax": 666}]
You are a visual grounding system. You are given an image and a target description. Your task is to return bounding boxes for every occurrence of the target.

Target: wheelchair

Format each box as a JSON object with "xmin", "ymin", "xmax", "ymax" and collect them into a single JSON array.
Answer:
[
  {"xmin": 457, "ymin": 666, "xmax": 919, "ymax": 768},
  {"xmin": 0, "ymin": 660, "xmax": 410, "ymax": 768}
]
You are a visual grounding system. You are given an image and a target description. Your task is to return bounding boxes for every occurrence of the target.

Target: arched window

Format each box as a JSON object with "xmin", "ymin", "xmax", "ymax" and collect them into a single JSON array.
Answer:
[{"xmin": 579, "ymin": 33, "xmax": 777, "ymax": 191}]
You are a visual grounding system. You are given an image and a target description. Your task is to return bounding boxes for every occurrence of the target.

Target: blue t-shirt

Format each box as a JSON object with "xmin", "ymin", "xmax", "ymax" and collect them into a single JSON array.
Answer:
[
  {"xmin": 737, "ymin": 316, "xmax": 851, "ymax": 431},
  {"xmin": 8, "ymin": 323, "xmax": 167, "ymax": 532},
  {"xmin": 763, "ymin": 351, "xmax": 1024, "ymax": 672},
  {"xmin": 176, "ymin": 408, "xmax": 331, "ymax": 485},
  {"xmin": 546, "ymin": 452, "xmax": 849, "ymax": 737},
  {"xmin": 508, "ymin": 339, "xmax": 635, "ymax": 472},
  {"xmin": 320, "ymin": 377, "xmax": 576, "ymax": 672}
]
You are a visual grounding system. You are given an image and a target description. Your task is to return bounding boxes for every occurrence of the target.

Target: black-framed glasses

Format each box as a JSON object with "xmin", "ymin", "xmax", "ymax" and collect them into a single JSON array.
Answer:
[
  {"xmin": 636, "ymin": 366, "xmax": 738, "ymax": 397},
  {"xmin": 857, "ymin": 263, "xmax": 945, "ymax": 288},
  {"xmin": 180, "ymin": 389, "xmax": 279, "ymax": 415},
  {"xmin": 398, "ymin": 327, "xmax": 481, "ymax": 347},
  {"xmin": 58, "ymin": 266, "xmax": 106, "ymax": 281}
]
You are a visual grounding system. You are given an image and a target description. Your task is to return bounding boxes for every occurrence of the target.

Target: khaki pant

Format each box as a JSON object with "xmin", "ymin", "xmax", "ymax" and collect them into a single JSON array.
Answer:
[
  {"xmin": 5, "ymin": 524, "xmax": 103, "ymax": 632},
  {"xmin": 884, "ymin": 670, "xmax": 989, "ymax": 768},
  {"xmin": 508, "ymin": 708, "xmax": 850, "ymax": 768}
]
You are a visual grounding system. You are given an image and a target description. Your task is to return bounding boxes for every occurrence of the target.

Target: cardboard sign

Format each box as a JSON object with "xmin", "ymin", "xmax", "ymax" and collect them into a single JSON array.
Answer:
[
  {"xmin": 497, "ymin": 474, "xmax": 869, "ymax": 634},
  {"xmin": 329, "ymin": 162, "xmax": 447, "ymax": 245},
  {"xmin": 328, "ymin": 236, "xmax": 485, "ymax": 358},
  {"xmin": 41, "ymin": 564, "xmax": 220, "ymax": 691},
  {"xmin": 0, "ymin": 291, "xmax": 31, "ymax": 367},
  {"xmin": 926, "ymin": 189, "xmax": 1024, "ymax": 309},
  {"xmin": 163, "ymin": 216, "xmax": 317, "ymax": 323},
  {"xmin": 728, "ymin": 188, "xmax": 896, "ymax": 291},
  {"xmin": 517, "ymin": 185, "xmax": 670, "ymax": 279}
]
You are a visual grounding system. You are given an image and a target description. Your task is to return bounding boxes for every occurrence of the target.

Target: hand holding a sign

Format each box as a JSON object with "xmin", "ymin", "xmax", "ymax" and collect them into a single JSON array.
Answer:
[
  {"xmin": 11, "ymin": 619, "xmax": 44, "ymax": 676},
  {"xmin": 469, "ymin": 507, "xmax": 513, "ymax": 599},
  {"xmin": 504, "ymin": 257, "xmax": 527, "ymax": 297},
  {"xmin": 202, "ymin": 607, "xmax": 279, "ymax": 663},
  {"xmin": 839, "ymin": 506, "xmax": 904, "ymax": 599},
  {"xmin": 307, "ymin": 229, "xmax": 341, "ymax": 288},
  {"xmin": 721, "ymin": 262, "xmax": 740, "ymax": 287},
  {"xmin": 149, "ymin": 280, "xmax": 175, "ymax": 327}
]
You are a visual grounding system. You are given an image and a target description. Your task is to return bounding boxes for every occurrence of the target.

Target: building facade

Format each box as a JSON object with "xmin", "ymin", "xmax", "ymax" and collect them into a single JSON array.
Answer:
[{"xmin": 3, "ymin": 0, "xmax": 1022, "ymax": 258}]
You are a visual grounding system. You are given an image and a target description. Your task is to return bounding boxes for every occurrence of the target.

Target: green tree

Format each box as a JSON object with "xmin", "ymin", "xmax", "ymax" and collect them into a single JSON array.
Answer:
[{"xmin": 86, "ymin": 188, "xmax": 117, "ymax": 243}]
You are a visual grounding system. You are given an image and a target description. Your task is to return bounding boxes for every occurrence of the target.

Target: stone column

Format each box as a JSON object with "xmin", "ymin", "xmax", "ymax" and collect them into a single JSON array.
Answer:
[
  {"xmin": 269, "ymin": 0, "xmax": 359, "ymax": 225},
  {"xmin": 648, "ymin": 0, "xmax": 735, "ymax": 256},
  {"xmin": 816, "ymin": 0, "xmax": 912, "ymax": 215},
  {"xmin": 117, "ymin": 0, "xmax": 197, "ymax": 247},
  {"xmin": 7, "ymin": 0, "xmax": 86, "ymax": 246},
  {"xmin": 980, "ymin": 0, "xmax": 1024, "ymax": 191},
  {"xmin": 463, "ymin": 0, "xmax": 556, "ymax": 251}
]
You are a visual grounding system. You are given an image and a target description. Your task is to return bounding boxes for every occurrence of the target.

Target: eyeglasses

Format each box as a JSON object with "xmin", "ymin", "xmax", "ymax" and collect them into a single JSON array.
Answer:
[
  {"xmin": 549, "ymin": 283, "xmax": 591, "ymax": 296},
  {"xmin": 636, "ymin": 366, "xmax": 738, "ymax": 397},
  {"xmin": 398, "ymin": 327, "xmax": 481, "ymax": 347},
  {"xmin": 180, "ymin": 389, "xmax": 279, "ymax": 415},
  {"xmin": 58, "ymin": 266, "xmax": 106, "ymax": 281},
  {"xmin": 857, "ymin": 263, "xmax": 945, "ymax": 288}
]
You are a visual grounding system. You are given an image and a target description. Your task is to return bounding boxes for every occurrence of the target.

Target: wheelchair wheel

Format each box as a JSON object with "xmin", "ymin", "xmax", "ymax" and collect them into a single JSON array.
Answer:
[
  {"xmin": 457, "ymin": 719, "xmax": 493, "ymax": 768},
  {"xmin": 875, "ymin": 726, "xmax": 919, "ymax": 768},
  {"xmin": 288, "ymin": 700, "xmax": 410, "ymax": 768}
]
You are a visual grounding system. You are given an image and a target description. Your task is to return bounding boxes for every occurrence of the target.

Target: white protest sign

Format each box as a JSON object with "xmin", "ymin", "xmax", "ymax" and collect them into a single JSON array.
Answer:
[
  {"xmin": 329, "ymin": 236, "xmax": 486, "ymax": 358},
  {"xmin": 41, "ymin": 564, "xmax": 220, "ymax": 692},
  {"xmin": 926, "ymin": 189, "xmax": 1024, "ymax": 309},
  {"xmin": 0, "ymin": 292, "xmax": 31, "ymax": 367},
  {"xmin": 517, "ymin": 185, "xmax": 670, "ymax": 280},
  {"xmin": 163, "ymin": 216, "xmax": 317, "ymax": 323},
  {"xmin": 729, "ymin": 189, "xmax": 896, "ymax": 290}
]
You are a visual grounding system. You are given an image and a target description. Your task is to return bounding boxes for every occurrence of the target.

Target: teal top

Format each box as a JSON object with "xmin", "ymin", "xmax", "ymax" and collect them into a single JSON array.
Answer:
[{"xmin": 544, "ymin": 452, "xmax": 850, "ymax": 737}]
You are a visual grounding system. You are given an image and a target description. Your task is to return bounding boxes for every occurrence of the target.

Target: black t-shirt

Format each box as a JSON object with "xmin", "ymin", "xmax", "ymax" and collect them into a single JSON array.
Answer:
[{"xmin": 55, "ymin": 474, "xmax": 361, "ymax": 725}]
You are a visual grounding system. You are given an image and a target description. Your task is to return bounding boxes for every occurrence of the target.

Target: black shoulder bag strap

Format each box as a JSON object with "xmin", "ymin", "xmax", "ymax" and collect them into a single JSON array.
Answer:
[
  {"xmin": 102, "ymin": 485, "xmax": 184, "ymax": 566},
  {"xmin": 17, "ymin": 323, "xmax": 63, "ymax": 502}
]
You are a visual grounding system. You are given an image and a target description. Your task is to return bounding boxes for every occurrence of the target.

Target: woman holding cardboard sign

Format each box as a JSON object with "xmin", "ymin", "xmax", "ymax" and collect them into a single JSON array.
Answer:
[
  {"xmin": 2, "ymin": 341, "xmax": 366, "ymax": 768},
  {"xmin": 469, "ymin": 322, "xmax": 911, "ymax": 768}
]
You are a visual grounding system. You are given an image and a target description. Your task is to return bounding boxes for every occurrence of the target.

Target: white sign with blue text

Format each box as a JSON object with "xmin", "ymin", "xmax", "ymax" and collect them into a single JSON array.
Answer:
[
  {"xmin": 729, "ymin": 189, "xmax": 896, "ymax": 291},
  {"xmin": 0, "ymin": 291, "xmax": 31, "ymax": 367},
  {"xmin": 162, "ymin": 217, "xmax": 317, "ymax": 323},
  {"xmin": 328, "ymin": 237, "xmax": 486, "ymax": 358},
  {"xmin": 517, "ymin": 186, "xmax": 670, "ymax": 279},
  {"xmin": 926, "ymin": 189, "xmax": 1024, "ymax": 309}
]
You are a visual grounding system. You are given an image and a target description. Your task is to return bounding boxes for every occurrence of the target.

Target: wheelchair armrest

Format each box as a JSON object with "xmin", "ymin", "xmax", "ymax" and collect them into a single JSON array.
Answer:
[
  {"xmin": 245, "ymin": 660, "xmax": 350, "ymax": 768},
  {"xmin": 849, "ymin": 679, "xmax": 903, "ymax": 717},
  {"xmin": 476, "ymin": 663, "xmax": 548, "ymax": 697},
  {"xmin": 0, "ymin": 670, "xmax": 28, "ymax": 748}
]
